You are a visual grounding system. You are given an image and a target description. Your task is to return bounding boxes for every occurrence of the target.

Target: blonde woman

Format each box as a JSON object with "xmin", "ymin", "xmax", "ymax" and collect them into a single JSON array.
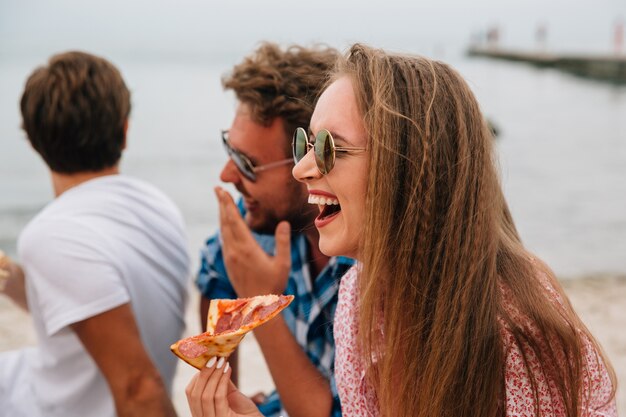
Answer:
[{"xmin": 186, "ymin": 44, "xmax": 617, "ymax": 417}]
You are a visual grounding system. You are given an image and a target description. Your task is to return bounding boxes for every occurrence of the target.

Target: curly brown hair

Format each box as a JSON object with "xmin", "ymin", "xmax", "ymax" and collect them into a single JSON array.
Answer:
[
  {"xmin": 20, "ymin": 51, "xmax": 131, "ymax": 173},
  {"xmin": 222, "ymin": 42, "xmax": 339, "ymax": 153}
]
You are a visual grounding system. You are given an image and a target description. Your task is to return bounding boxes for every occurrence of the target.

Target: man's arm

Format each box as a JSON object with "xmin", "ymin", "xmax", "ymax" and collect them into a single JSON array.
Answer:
[
  {"xmin": 215, "ymin": 188, "xmax": 334, "ymax": 417},
  {"xmin": 0, "ymin": 251, "xmax": 28, "ymax": 311},
  {"xmin": 254, "ymin": 317, "xmax": 333, "ymax": 417},
  {"xmin": 70, "ymin": 303, "xmax": 177, "ymax": 417}
]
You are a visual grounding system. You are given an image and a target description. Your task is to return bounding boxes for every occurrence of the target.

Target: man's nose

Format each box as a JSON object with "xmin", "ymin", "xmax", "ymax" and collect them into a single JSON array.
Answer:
[{"xmin": 219, "ymin": 159, "xmax": 242, "ymax": 184}]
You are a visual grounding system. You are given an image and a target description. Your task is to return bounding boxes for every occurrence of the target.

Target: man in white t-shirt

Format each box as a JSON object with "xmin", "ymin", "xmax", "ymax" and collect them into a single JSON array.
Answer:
[{"xmin": 0, "ymin": 51, "xmax": 190, "ymax": 417}]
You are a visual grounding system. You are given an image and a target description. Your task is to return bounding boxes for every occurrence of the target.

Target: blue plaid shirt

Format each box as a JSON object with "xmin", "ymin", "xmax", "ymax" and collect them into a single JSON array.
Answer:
[{"xmin": 196, "ymin": 201, "xmax": 353, "ymax": 417}]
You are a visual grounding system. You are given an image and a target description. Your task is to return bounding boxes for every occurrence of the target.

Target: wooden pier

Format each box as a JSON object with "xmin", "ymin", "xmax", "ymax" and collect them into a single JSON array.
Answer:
[{"xmin": 467, "ymin": 47, "xmax": 626, "ymax": 84}]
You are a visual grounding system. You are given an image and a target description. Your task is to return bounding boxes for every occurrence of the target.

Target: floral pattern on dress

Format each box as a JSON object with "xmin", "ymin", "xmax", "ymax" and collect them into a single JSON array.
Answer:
[
  {"xmin": 334, "ymin": 266, "xmax": 379, "ymax": 416},
  {"xmin": 334, "ymin": 266, "xmax": 617, "ymax": 417},
  {"xmin": 499, "ymin": 272, "xmax": 617, "ymax": 417}
]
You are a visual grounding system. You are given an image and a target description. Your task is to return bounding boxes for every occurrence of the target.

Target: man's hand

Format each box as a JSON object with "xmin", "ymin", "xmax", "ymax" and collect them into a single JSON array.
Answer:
[
  {"xmin": 0, "ymin": 250, "xmax": 28, "ymax": 311},
  {"xmin": 215, "ymin": 187, "xmax": 291, "ymax": 297},
  {"xmin": 0, "ymin": 250, "xmax": 10, "ymax": 287}
]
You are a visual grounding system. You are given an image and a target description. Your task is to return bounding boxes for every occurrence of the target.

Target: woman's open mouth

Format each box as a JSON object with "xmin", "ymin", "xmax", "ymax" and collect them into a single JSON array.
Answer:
[{"xmin": 308, "ymin": 194, "xmax": 341, "ymax": 222}]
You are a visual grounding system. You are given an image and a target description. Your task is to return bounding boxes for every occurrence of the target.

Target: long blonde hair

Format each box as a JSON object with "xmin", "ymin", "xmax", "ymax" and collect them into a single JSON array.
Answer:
[{"xmin": 338, "ymin": 44, "xmax": 616, "ymax": 417}]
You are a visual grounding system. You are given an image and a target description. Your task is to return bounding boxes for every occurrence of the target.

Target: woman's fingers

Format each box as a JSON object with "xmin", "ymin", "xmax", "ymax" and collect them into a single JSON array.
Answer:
[
  {"xmin": 187, "ymin": 356, "xmax": 262, "ymax": 417},
  {"xmin": 185, "ymin": 372, "xmax": 201, "ymax": 417},
  {"xmin": 200, "ymin": 357, "xmax": 227, "ymax": 417},
  {"xmin": 214, "ymin": 360, "xmax": 232, "ymax": 415},
  {"xmin": 186, "ymin": 356, "xmax": 219, "ymax": 417},
  {"xmin": 227, "ymin": 379, "xmax": 265, "ymax": 415},
  {"xmin": 187, "ymin": 369, "xmax": 212, "ymax": 417}
]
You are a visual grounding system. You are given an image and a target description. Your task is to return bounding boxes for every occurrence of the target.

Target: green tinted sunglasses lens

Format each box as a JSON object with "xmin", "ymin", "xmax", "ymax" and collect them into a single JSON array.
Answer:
[
  {"xmin": 315, "ymin": 130, "xmax": 334, "ymax": 174},
  {"xmin": 293, "ymin": 128, "xmax": 308, "ymax": 163}
]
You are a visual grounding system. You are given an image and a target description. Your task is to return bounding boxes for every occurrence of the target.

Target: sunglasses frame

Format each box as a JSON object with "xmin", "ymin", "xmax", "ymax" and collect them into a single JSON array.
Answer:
[
  {"xmin": 221, "ymin": 130, "xmax": 293, "ymax": 181},
  {"xmin": 292, "ymin": 127, "xmax": 366, "ymax": 175}
]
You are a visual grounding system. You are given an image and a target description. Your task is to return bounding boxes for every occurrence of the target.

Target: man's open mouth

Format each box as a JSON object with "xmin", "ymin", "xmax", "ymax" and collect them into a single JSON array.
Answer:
[{"xmin": 308, "ymin": 194, "xmax": 341, "ymax": 220}]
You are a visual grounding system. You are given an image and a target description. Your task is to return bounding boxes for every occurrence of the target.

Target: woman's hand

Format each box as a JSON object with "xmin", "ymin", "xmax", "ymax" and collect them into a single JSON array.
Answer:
[{"xmin": 186, "ymin": 356, "xmax": 262, "ymax": 417}]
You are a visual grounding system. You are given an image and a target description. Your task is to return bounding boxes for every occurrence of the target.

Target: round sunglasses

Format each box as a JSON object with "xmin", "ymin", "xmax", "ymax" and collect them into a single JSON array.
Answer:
[
  {"xmin": 221, "ymin": 130, "xmax": 293, "ymax": 182},
  {"xmin": 292, "ymin": 127, "xmax": 366, "ymax": 175}
]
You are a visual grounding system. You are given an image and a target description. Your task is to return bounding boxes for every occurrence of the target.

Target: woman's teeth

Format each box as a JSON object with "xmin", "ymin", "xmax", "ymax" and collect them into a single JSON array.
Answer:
[
  {"xmin": 308, "ymin": 195, "xmax": 339, "ymax": 205},
  {"xmin": 309, "ymin": 194, "xmax": 342, "ymax": 220}
]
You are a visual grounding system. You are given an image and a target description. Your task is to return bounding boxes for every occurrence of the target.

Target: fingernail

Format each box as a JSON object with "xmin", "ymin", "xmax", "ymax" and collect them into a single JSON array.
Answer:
[
  {"xmin": 216, "ymin": 357, "xmax": 225, "ymax": 369},
  {"xmin": 223, "ymin": 362, "xmax": 230, "ymax": 374},
  {"xmin": 206, "ymin": 357, "xmax": 217, "ymax": 368}
]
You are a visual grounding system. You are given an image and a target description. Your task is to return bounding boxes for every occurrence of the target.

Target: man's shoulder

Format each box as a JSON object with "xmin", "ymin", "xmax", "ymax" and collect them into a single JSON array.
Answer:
[
  {"xmin": 20, "ymin": 176, "xmax": 187, "ymax": 264},
  {"xmin": 200, "ymin": 230, "xmax": 224, "ymax": 263},
  {"xmin": 58, "ymin": 175, "xmax": 184, "ymax": 229},
  {"xmin": 77, "ymin": 175, "xmax": 177, "ymax": 207},
  {"xmin": 19, "ymin": 206, "xmax": 81, "ymax": 250}
]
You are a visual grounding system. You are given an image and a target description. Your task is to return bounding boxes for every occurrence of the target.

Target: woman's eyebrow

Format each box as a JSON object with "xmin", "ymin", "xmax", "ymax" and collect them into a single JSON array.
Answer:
[{"xmin": 309, "ymin": 127, "xmax": 359, "ymax": 146}]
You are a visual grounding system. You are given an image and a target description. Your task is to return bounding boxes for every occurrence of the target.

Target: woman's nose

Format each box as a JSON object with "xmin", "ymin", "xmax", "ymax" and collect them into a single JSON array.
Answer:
[{"xmin": 292, "ymin": 148, "xmax": 321, "ymax": 183}]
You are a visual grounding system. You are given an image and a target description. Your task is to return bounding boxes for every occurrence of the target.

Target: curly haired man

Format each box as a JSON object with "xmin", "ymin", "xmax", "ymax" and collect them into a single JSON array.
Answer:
[{"xmin": 193, "ymin": 43, "xmax": 352, "ymax": 417}]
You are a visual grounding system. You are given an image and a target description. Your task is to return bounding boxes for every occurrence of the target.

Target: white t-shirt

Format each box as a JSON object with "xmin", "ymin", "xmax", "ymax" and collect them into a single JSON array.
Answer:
[{"xmin": 0, "ymin": 175, "xmax": 190, "ymax": 417}]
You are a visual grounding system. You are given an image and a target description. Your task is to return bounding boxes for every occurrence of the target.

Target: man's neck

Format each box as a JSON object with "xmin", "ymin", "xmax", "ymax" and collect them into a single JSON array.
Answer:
[
  {"xmin": 51, "ymin": 166, "xmax": 120, "ymax": 197},
  {"xmin": 303, "ymin": 226, "xmax": 330, "ymax": 278}
]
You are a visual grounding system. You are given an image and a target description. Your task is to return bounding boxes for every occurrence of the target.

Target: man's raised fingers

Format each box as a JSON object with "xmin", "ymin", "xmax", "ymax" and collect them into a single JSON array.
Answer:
[{"xmin": 274, "ymin": 221, "xmax": 291, "ymax": 273}]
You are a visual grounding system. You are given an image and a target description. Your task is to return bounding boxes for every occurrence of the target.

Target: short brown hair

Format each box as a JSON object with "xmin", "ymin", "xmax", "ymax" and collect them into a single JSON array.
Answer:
[
  {"xmin": 222, "ymin": 42, "xmax": 339, "ymax": 153},
  {"xmin": 20, "ymin": 51, "xmax": 131, "ymax": 173}
]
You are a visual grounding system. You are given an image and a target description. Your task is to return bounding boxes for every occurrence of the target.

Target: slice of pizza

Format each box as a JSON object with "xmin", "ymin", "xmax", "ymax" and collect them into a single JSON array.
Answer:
[{"xmin": 170, "ymin": 294, "xmax": 294, "ymax": 369}]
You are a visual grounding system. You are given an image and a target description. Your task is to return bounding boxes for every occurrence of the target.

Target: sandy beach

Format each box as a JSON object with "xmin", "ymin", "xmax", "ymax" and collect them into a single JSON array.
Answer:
[{"xmin": 1, "ymin": 275, "xmax": 624, "ymax": 416}]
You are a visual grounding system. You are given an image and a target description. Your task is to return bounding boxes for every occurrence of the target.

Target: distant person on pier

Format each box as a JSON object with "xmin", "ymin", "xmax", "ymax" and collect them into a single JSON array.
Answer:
[
  {"xmin": 487, "ymin": 25, "xmax": 500, "ymax": 49},
  {"xmin": 535, "ymin": 22, "xmax": 548, "ymax": 52},
  {"xmin": 614, "ymin": 18, "xmax": 624, "ymax": 55}
]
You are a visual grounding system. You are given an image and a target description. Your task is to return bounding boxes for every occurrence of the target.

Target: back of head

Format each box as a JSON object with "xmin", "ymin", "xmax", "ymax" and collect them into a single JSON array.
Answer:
[
  {"xmin": 222, "ymin": 42, "xmax": 339, "ymax": 152},
  {"xmin": 20, "ymin": 51, "xmax": 131, "ymax": 173}
]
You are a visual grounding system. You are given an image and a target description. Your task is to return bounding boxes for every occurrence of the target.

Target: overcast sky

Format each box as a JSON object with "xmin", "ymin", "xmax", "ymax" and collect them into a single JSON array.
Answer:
[{"xmin": 1, "ymin": 0, "xmax": 625, "ymax": 62}]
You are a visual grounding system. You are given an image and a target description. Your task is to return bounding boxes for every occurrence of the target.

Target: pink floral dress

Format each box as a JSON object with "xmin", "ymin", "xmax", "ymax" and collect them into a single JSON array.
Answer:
[
  {"xmin": 334, "ymin": 266, "xmax": 379, "ymax": 416},
  {"xmin": 334, "ymin": 266, "xmax": 617, "ymax": 416}
]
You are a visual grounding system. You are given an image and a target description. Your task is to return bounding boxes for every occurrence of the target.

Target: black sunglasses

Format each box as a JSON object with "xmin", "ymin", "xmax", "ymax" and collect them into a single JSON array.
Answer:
[
  {"xmin": 221, "ymin": 130, "xmax": 293, "ymax": 182},
  {"xmin": 292, "ymin": 127, "xmax": 366, "ymax": 175}
]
